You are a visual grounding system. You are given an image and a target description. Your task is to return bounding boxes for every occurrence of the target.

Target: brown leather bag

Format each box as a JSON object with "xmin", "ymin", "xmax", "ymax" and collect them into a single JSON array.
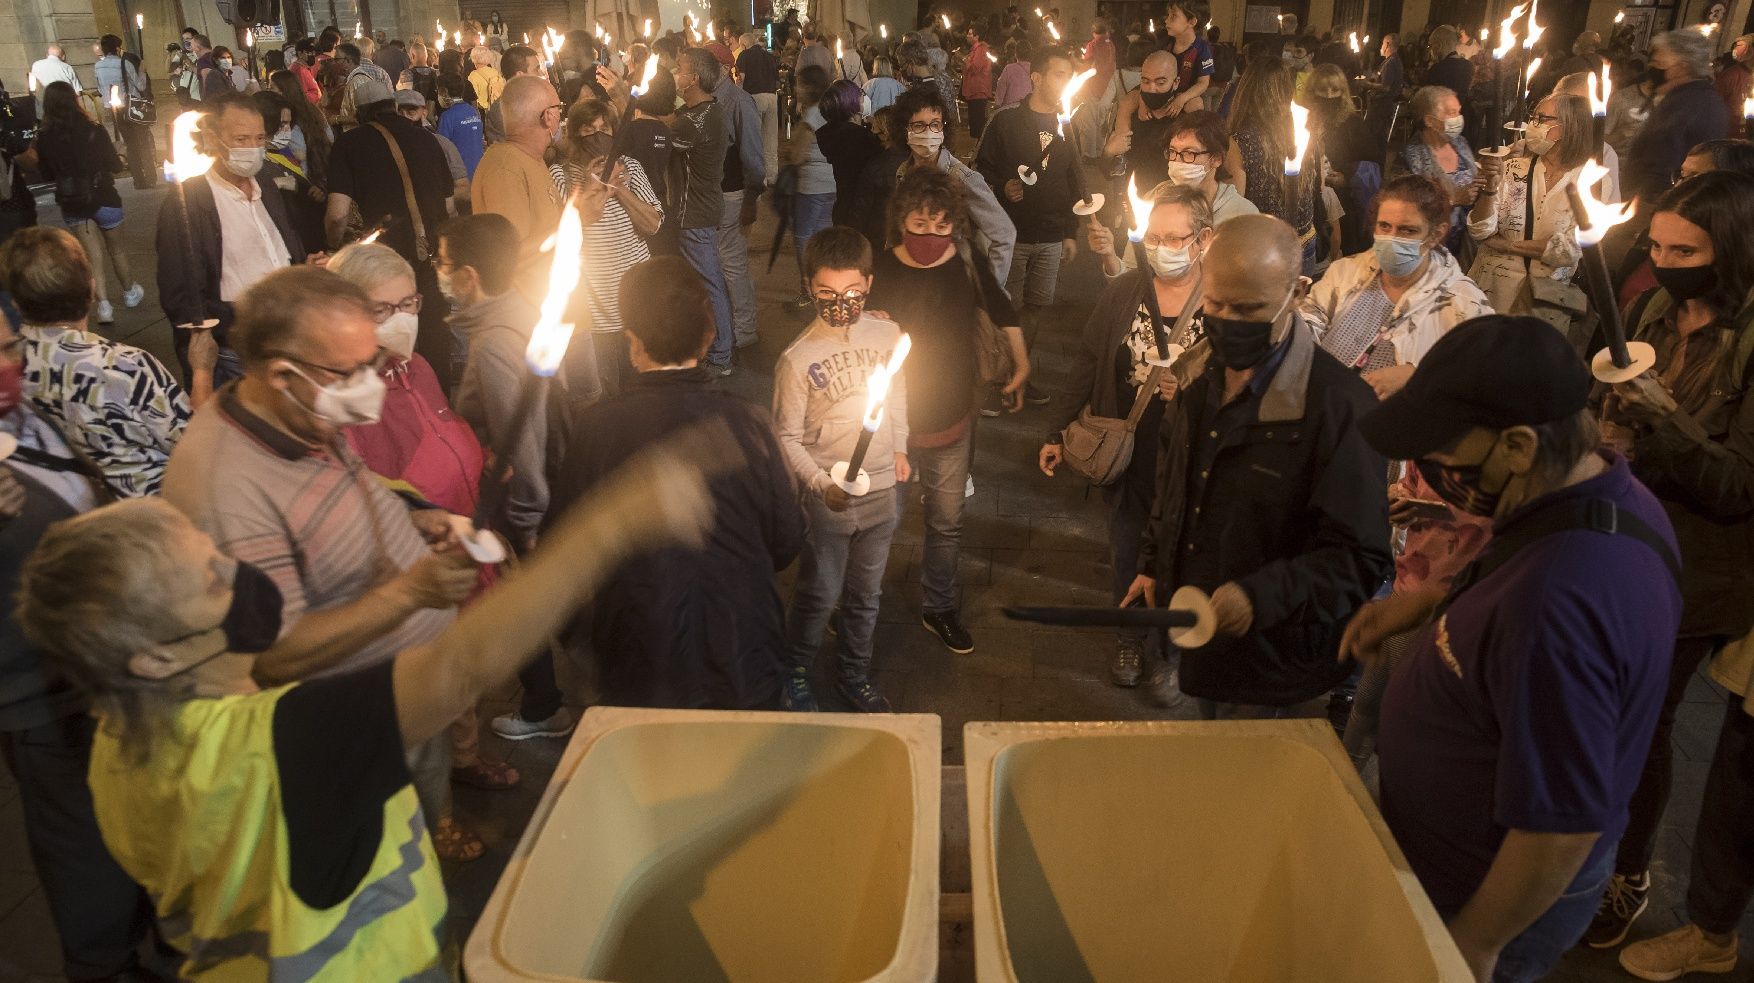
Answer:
[{"xmin": 1059, "ymin": 281, "xmax": 1203, "ymax": 485}]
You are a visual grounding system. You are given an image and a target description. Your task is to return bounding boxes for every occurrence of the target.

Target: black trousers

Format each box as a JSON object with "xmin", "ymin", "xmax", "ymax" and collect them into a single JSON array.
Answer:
[
  {"xmin": 1617, "ymin": 635, "xmax": 1721, "ymax": 876},
  {"xmin": 966, "ymin": 98, "xmax": 989, "ymax": 140},
  {"xmin": 1688, "ymin": 694, "xmax": 1754, "ymax": 934},
  {"xmin": 0, "ymin": 714, "xmax": 172, "ymax": 982},
  {"xmin": 115, "ymin": 119, "xmax": 159, "ymax": 190}
]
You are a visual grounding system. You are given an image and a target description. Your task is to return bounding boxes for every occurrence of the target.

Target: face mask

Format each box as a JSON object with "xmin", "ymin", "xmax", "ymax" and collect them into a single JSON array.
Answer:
[
  {"xmin": 219, "ymin": 57, "xmax": 232, "ymax": 68},
  {"xmin": 578, "ymin": 131, "xmax": 615, "ymax": 159},
  {"xmin": 0, "ymin": 361, "xmax": 21, "ymax": 415},
  {"xmin": 1167, "ymin": 160, "xmax": 1208, "ymax": 186},
  {"xmin": 435, "ymin": 267, "xmax": 456, "ymax": 300},
  {"xmin": 1373, "ymin": 234, "xmax": 1427, "ymax": 277},
  {"xmin": 1205, "ymin": 288, "xmax": 1293, "ymax": 369},
  {"xmin": 375, "ymin": 311, "xmax": 419, "ymax": 360},
  {"xmin": 156, "ymin": 559, "xmax": 284, "ymax": 655},
  {"xmin": 1646, "ymin": 64, "xmax": 1668, "ymax": 87},
  {"xmin": 908, "ymin": 129, "xmax": 944, "ymax": 157},
  {"xmin": 1440, "ymin": 114, "xmax": 1465, "ymax": 137},
  {"xmin": 1414, "ymin": 436, "xmax": 1508, "ymax": 517},
  {"xmin": 1140, "ymin": 88, "xmax": 1174, "ymax": 110},
  {"xmin": 225, "ymin": 146, "xmax": 265, "ymax": 177},
  {"xmin": 1524, "ymin": 124, "xmax": 1557, "ymax": 156},
  {"xmin": 269, "ymin": 126, "xmax": 294, "ymax": 149},
  {"xmin": 1147, "ymin": 243, "xmax": 1195, "ymax": 280},
  {"xmin": 814, "ymin": 292, "xmax": 867, "ymax": 327},
  {"xmin": 1653, "ymin": 263, "xmax": 1718, "ymax": 301},
  {"xmin": 902, "ymin": 230, "xmax": 954, "ymax": 265},
  {"xmin": 284, "ymin": 364, "xmax": 388, "ymax": 425}
]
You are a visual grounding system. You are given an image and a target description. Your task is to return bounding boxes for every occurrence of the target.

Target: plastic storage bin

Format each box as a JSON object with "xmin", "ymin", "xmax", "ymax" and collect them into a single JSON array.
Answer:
[
  {"xmin": 963, "ymin": 719, "xmax": 1471, "ymax": 982},
  {"xmin": 466, "ymin": 706, "xmax": 941, "ymax": 983}
]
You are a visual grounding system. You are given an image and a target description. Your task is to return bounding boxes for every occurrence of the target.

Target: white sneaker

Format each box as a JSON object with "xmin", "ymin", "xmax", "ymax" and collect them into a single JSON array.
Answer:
[
  {"xmin": 122, "ymin": 283, "xmax": 145, "ymax": 308},
  {"xmin": 965, "ymin": 475, "xmax": 975, "ymax": 498},
  {"xmin": 1620, "ymin": 925, "xmax": 1739, "ymax": 981},
  {"xmin": 490, "ymin": 706, "xmax": 578, "ymax": 741},
  {"xmin": 96, "ymin": 300, "xmax": 115, "ymax": 324}
]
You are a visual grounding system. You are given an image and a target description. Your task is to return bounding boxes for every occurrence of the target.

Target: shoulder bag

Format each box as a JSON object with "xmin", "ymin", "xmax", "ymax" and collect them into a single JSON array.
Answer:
[
  {"xmin": 956, "ymin": 244, "xmax": 1016, "ymax": 387},
  {"xmin": 1059, "ymin": 281, "xmax": 1203, "ymax": 486},
  {"xmin": 125, "ymin": 60, "xmax": 157, "ymax": 125},
  {"xmin": 368, "ymin": 122, "xmax": 430, "ymax": 261}
]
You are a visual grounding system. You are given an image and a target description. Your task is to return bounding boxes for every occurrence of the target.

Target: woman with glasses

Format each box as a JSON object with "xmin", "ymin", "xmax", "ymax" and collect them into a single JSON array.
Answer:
[
  {"xmin": 549, "ymin": 98, "xmax": 662, "ymax": 396},
  {"xmin": 1157, "ymin": 110, "xmax": 1256, "ymax": 231},
  {"xmin": 1048, "ymin": 183, "xmax": 1213, "ymax": 701},
  {"xmin": 1468, "ymin": 94, "xmax": 1614, "ymax": 318}
]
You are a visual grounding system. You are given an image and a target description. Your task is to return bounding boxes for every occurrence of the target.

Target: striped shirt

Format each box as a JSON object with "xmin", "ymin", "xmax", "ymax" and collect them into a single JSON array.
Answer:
[
  {"xmin": 549, "ymin": 156, "xmax": 659, "ymax": 334},
  {"xmin": 163, "ymin": 385, "xmax": 452, "ymax": 675}
]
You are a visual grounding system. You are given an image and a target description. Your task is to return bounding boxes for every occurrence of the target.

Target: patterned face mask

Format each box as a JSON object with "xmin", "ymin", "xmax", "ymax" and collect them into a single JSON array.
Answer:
[{"xmin": 813, "ymin": 289, "xmax": 867, "ymax": 327}]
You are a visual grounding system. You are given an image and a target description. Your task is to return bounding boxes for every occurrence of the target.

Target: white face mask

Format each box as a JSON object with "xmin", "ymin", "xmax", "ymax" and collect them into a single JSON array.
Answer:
[
  {"xmin": 225, "ymin": 146, "xmax": 265, "ymax": 177},
  {"xmin": 908, "ymin": 129, "xmax": 944, "ymax": 158},
  {"xmin": 1166, "ymin": 160, "xmax": 1208, "ymax": 186},
  {"xmin": 219, "ymin": 57, "xmax": 233, "ymax": 69},
  {"xmin": 375, "ymin": 312, "xmax": 419, "ymax": 360},
  {"xmin": 435, "ymin": 267, "xmax": 455, "ymax": 300},
  {"xmin": 1147, "ymin": 242, "xmax": 1196, "ymax": 280},
  {"xmin": 1439, "ymin": 114, "xmax": 1465, "ymax": 138},
  {"xmin": 269, "ymin": 125, "xmax": 293, "ymax": 149},
  {"xmin": 1524, "ymin": 123, "xmax": 1557, "ymax": 156},
  {"xmin": 284, "ymin": 365, "xmax": 387, "ymax": 425}
]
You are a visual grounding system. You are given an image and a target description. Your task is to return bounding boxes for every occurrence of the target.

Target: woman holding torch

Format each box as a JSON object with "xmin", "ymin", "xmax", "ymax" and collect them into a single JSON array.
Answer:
[{"xmin": 1044, "ymin": 182, "xmax": 1213, "ymax": 697}]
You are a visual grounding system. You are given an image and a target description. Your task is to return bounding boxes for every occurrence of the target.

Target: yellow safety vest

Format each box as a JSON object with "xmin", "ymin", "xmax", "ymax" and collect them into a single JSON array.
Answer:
[{"xmin": 87, "ymin": 686, "xmax": 453, "ymax": 981}]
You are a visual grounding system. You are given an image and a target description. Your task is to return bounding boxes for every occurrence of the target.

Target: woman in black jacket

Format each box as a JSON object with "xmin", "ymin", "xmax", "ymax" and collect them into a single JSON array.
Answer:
[
  {"xmin": 1039, "ymin": 182, "xmax": 1213, "ymax": 698},
  {"xmin": 33, "ymin": 82, "xmax": 141, "ymax": 325},
  {"xmin": 815, "ymin": 80, "xmax": 883, "ymax": 227}
]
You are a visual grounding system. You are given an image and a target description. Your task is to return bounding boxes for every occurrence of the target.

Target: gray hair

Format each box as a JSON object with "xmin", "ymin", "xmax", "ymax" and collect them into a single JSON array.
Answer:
[
  {"xmin": 1409, "ymin": 85, "xmax": 1458, "ymax": 126},
  {"xmin": 679, "ymin": 47, "xmax": 721, "ymax": 89},
  {"xmin": 470, "ymin": 44, "xmax": 496, "ymax": 67},
  {"xmin": 232, "ymin": 266, "xmax": 373, "ymax": 367},
  {"xmin": 329, "ymin": 241, "xmax": 415, "ymax": 292},
  {"xmin": 1427, "ymin": 25, "xmax": 1460, "ymax": 58},
  {"xmin": 1653, "ymin": 29, "xmax": 1714, "ymax": 79},
  {"xmin": 1146, "ymin": 180, "xmax": 1215, "ymax": 232},
  {"xmin": 15, "ymin": 499, "xmax": 196, "ymax": 762}
]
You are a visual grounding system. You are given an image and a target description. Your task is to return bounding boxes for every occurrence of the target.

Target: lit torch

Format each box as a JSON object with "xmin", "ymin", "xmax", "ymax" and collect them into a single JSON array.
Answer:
[
  {"xmin": 644, "ymin": 18, "xmax": 653, "ymax": 38},
  {"xmin": 1486, "ymin": 2, "xmax": 1526, "ymax": 149},
  {"xmin": 108, "ymin": 84, "xmax": 123, "ymax": 110},
  {"xmin": 165, "ymin": 111, "xmax": 218, "ymax": 333},
  {"xmin": 1588, "ymin": 65, "xmax": 1612, "ymax": 146},
  {"xmin": 1057, "ymin": 66, "xmax": 1096, "ymax": 137},
  {"xmin": 832, "ymin": 335, "xmax": 913, "ymax": 494},
  {"xmin": 835, "ymin": 38, "xmax": 845, "ymax": 79},
  {"xmin": 631, "ymin": 53, "xmax": 659, "ymax": 96},
  {"xmin": 1282, "ymin": 100, "xmax": 1312, "ymax": 224},
  {"xmin": 1744, "ymin": 95, "xmax": 1754, "ymax": 139},
  {"xmin": 1517, "ymin": 0, "xmax": 1545, "ymax": 125},
  {"xmin": 1126, "ymin": 175, "xmax": 1174, "ymax": 363},
  {"xmin": 941, "ymin": 13, "xmax": 951, "ymax": 31},
  {"xmin": 1615, "ymin": 11, "xmax": 1625, "ymax": 23},
  {"xmin": 880, "ymin": 23, "xmax": 889, "ymax": 39},
  {"xmin": 1046, "ymin": 20, "xmax": 1060, "ymax": 40},
  {"xmin": 1565, "ymin": 160, "xmax": 1647, "ymax": 382}
]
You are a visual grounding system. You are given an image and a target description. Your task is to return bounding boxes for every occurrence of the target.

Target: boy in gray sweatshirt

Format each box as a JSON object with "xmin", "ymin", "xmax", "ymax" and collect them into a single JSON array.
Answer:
[{"xmin": 772, "ymin": 227, "xmax": 910, "ymax": 712}]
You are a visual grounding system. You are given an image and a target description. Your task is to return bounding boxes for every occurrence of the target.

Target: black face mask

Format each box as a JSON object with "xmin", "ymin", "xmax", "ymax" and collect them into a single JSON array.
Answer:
[
  {"xmin": 1414, "ymin": 435, "xmax": 1507, "ymax": 517},
  {"xmin": 1204, "ymin": 291, "xmax": 1292, "ymax": 369},
  {"xmin": 154, "ymin": 560, "xmax": 282, "ymax": 656},
  {"xmin": 1645, "ymin": 64, "xmax": 1668, "ymax": 87},
  {"xmin": 1140, "ymin": 88, "xmax": 1174, "ymax": 110},
  {"xmin": 578, "ymin": 131, "xmax": 615, "ymax": 160},
  {"xmin": 1653, "ymin": 263, "xmax": 1718, "ymax": 302}
]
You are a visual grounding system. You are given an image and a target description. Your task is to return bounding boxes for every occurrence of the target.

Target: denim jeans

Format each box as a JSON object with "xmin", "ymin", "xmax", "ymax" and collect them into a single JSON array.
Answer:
[
  {"xmin": 1491, "ymin": 845, "xmax": 1615, "ymax": 983},
  {"xmin": 717, "ymin": 189, "xmax": 759, "ymax": 348},
  {"xmin": 901, "ymin": 428, "xmax": 972, "ymax": 613},
  {"xmin": 786, "ymin": 489, "xmax": 900, "ymax": 681},
  {"xmin": 793, "ymin": 191, "xmax": 837, "ymax": 295},
  {"xmin": 1004, "ymin": 239, "xmax": 1064, "ymax": 309},
  {"xmin": 1108, "ymin": 484, "xmax": 1150, "ymax": 646},
  {"xmin": 680, "ymin": 225, "xmax": 734, "ymax": 366},
  {"xmin": 1687, "ymin": 694, "xmax": 1754, "ymax": 934}
]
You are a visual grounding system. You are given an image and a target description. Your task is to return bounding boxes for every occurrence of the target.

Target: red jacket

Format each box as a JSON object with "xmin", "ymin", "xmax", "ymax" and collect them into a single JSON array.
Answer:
[
  {"xmin": 345, "ymin": 354, "xmax": 484, "ymax": 519},
  {"xmin": 289, "ymin": 59, "xmax": 322, "ymax": 105},
  {"xmin": 962, "ymin": 41, "xmax": 993, "ymax": 99}
]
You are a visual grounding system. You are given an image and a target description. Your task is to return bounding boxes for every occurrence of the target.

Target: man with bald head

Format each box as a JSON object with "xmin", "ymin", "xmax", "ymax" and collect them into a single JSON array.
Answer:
[
  {"xmin": 473, "ymin": 74, "xmax": 565, "ymax": 302},
  {"xmin": 1122, "ymin": 214, "xmax": 1391, "ymax": 719},
  {"xmin": 29, "ymin": 43, "xmax": 83, "ymax": 109},
  {"xmin": 1105, "ymin": 5, "xmax": 1213, "ymax": 192}
]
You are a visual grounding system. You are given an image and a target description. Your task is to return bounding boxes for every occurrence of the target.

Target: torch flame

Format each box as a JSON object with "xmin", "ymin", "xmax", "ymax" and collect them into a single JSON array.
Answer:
[
  {"xmin": 1523, "ymin": 0, "xmax": 1544, "ymax": 51},
  {"xmin": 941, "ymin": 13, "xmax": 951, "ymax": 30},
  {"xmin": 523, "ymin": 32, "xmax": 530, "ymax": 43},
  {"xmin": 632, "ymin": 54, "xmax": 659, "ymax": 95},
  {"xmin": 109, "ymin": 85, "xmax": 123, "ymax": 109},
  {"xmin": 360, "ymin": 227, "xmax": 383, "ymax": 244},
  {"xmin": 1572, "ymin": 159, "xmax": 1634, "ymax": 248},
  {"xmin": 1349, "ymin": 31, "xmax": 1359, "ymax": 54},
  {"xmin": 1147, "ymin": 18, "xmax": 1154, "ymax": 33},
  {"xmin": 836, "ymin": 38, "xmax": 843, "ymax": 60},
  {"xmin": 880, "ymin": 23, "xmax": 888, "ymax": 38},
  {"xmin": 167, "ymin": 111, "xmax": 213, "ymax": 181},
  {"xmin": 1701, "ymin": 23, "xmax": 1720, "ymax": 38},
  {"xmin": 1494, "ymin": 2, "xmax": 1526, "ymax": 59},
  {"xmin": 861, "ymin": 335, "xmax": 913, "ymax": 429},
  {"xmin": 452, "ymin": 30, "xmax": 460, "ymax": 45},
  {"xmin": 1479, "ymin": 25, "xmax": 1488, "ymax": 44},
  {"xmin": 27, "ymin": 74, "xmax": 36, "ymax": 93},
  {"xmin": 987, "ymin": 50, "xmax": 998, "ymax": 63},
  {"xmin": 1614, "ymin": 11, "xmax": 1624, "ymax": 22},
  {"xmin": 1524, "ymin": 56, "xmax": 1543, "ymax": 89},
  {"xmin": 1046, "ymin": 20, "xmax": 1060, "ymax": 40},
  {"xmin": 527, "ymin": 199, "xmax": 584, "ymax": 376},
  {"xmin": 1284, "ymin": 101, "xmax": 1312, "ymax": 176},
  {"xmin": 244, "ymin": 30, "xmax": 253, "ymax": 47},
  {"xmin": 707, "ymin": 21, "xmax": 716, "ymax": 40},
  {"xmin": 1034, "ymin": 7, "xmax": 1042, "ymax": 17},
  {"xmin": 354, "ymin": 21, "xmax": 361, "ymax": 38},
  {"xmin": 136, "ymin": 12, "xmax": 143, "ymax": 28},
  {"xmin": 1126, "ymin": 174, "xmax": 1152, "ymax": 243},
  {"xmin": 435, "ymin": 35, "xmax": 445, "ymax": 51},
  {"xmin": 1590, "ymin": 65, "xmax": 1612, "ymax": 117},
  {"xmin": 644, "ymin": 18, "xmax": 653, "ymax": 37},
  {"xmin": 1057, "ymin": 67, "xmax": 1096, "ymax": 136},
  {"xmin": 1745, "ymin": 95, "xmax": 1754, "ymax": 119}
]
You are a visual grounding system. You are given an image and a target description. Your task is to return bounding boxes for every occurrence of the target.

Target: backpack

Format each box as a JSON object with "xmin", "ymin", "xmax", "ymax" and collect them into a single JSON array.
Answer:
[
  {"xmin": 50, "ymin": 127, "xmax": 102, "ymax": 214},
  {"xmin": 408, "ymin": 65, "xmax": 438, "ymax": 107}
]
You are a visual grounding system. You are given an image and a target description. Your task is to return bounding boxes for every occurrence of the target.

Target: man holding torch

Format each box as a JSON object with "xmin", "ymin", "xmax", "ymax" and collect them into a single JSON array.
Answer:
[{"xmin": 1119, "ymin": 214, "xmax": 1390, "ymax": 719}]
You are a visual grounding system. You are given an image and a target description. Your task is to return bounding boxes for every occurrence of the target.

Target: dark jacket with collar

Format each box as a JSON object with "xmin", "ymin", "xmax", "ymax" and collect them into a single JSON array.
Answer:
[
  {"xmin": 547, "ymin": 367, "xmax": 806, "ymax": 710},
  {"xmin": 154, "ymin": 172, "xmax": 303, "ymax": 347},
  {"xmin": 1138, "ymin": 315, "xmax": 1393, "ymax": 706},
  {"xmin": 1623, "ymin": 78, "xmax": 1728, "ymax": 203}
]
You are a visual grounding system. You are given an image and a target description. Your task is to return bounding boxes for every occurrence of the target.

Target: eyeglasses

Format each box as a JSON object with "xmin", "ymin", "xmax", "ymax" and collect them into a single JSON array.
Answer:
[
  {"xmin": 365, "ymin": 293, "xmax": 423, "ymax": 323},
  {"xmin": 1529, "ymin": 113, "xmax": 1560, "ymax": 126},
  {"xmin": 906, "ymin": 119, "xmax": 945, "ymax": 134},
  {"xmin": 1164, "ymin": 147, "xmax": 1209, "ymax": 163},
  {"xmin": 811, "ymin": 287, "xmax": 868, "ymax": 303},
  {"xmin": 1142, "ymin": 230, "xmax": 1200, "ymax": 249},
  {"xmin": 271, "ymin": 350, "xmax": 390, "ymax": 381}
]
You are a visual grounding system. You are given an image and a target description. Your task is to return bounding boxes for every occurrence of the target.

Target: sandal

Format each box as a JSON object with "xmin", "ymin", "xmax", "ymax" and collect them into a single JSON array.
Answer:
[
  {"xmin": 430, "ymin": 816, "xmax": 485, "ymax": 862},
  {"xmin": 452, "ymin": 758, "xmax": 521, "ymax": 791}
]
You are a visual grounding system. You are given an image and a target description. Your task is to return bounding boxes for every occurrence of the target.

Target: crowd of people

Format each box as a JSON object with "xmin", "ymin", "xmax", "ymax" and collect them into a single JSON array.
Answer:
[{"xmin": 1, "ymin": 2, "xmax": 1753, "ymax": 981}]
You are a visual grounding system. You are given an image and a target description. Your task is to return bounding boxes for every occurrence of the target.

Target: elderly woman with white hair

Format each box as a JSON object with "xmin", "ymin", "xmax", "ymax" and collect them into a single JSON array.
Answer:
[
  {"xmin": 1396, "ymin": 84, "xmax": 1480, "ymax": 258},
  {"xmin": 467, "ymin": 44, "xmax": 505, "ymax": 108},
  {"xmin": 1623, "ymin": 28, "xmax": 1729, "ymax": 202}
]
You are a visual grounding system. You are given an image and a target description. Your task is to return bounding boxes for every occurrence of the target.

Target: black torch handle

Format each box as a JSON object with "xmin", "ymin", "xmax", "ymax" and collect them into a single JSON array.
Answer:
[
  {"xmin": 1564, "ymin": 182, "xmax": 1631, "ymax": 369},
  {"xmin": 1132, "ymin": 238, "xmax": 1169, "ymax": 359},
  {"xmin": 844, "ymin": 424, "xmax": 876, "ymax": 479},
  {"xmin": 474, "ymin": 374, "xmax": 548, "ymax": 533},
  {"xmin": 1004, "ymin": 605, "xmax": 1198, "ymax": 628}
]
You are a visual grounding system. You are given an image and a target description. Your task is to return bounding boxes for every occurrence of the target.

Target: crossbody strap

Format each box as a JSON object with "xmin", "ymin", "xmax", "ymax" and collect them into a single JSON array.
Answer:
[
  {"xmin": 1121, "ymin": 280, "xmax": 1205, "ymax": 431},
  {"xmin": 367, "ymin": 122, "xmax": 428, "ymax": 260}
]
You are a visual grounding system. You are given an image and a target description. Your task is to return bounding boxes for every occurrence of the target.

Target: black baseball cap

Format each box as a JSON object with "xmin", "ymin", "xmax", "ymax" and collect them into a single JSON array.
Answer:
[{"xmin": 1359, "ymin": 315, "xmax": 1592, "ymax": 460}]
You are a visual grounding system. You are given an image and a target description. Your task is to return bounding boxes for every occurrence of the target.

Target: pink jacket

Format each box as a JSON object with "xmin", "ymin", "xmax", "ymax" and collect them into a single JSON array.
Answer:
[
  {"xmin": 345, "ymin": 354, "xmax": 485, "ymax": 519},
  {"xmin": 962, "ymin": 41, "xmax": 994, "ymax": 99},
  {"xmin": 994, "ymin": 60, "xmax": 1032, "ymax": 109}
]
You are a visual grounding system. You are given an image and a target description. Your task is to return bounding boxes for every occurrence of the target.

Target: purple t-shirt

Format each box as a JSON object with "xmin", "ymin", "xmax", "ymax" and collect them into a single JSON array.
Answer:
[{"xmin": 1378, "ymin": 451, "xmax": 1680, "ymax": 915}]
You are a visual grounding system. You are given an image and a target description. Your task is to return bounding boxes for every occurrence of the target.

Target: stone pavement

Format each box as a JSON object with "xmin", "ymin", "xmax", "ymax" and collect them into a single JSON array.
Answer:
[{"xmin": 0, "ymin": 180, "xmax": 1749, "ymax": 982}]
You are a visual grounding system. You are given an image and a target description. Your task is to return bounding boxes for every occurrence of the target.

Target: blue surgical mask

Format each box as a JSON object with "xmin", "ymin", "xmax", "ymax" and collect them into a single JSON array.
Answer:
[{"xmin": 1373, "ymin": 235, "xmax": 1426, "ymax": 278}]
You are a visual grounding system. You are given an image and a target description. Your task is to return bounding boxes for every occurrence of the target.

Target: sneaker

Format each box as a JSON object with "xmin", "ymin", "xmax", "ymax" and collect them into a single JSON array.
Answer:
[
  {"xmin": 1143, "ymin": 663, "xmax": 1189, "ymax": 710},
  {"xmin": 1110, "ymin": 636, "xmax": 1144, "ymax": 687},
  {"xmin": 1583, "ymin": 871, "xmax": 1650, "ymax": 949},
  {"xmin": 922, "ymin": 610, "xmax": 975, "ymax": 654},
  {"xmin": 490, "ymin": 706, "xmax": 577, "ymax": 741},
  {"xmin": 96, "ymin": 299, "xmax": 115, "ymax": 324},
  {"xmin": 713, "ymin": 362, "xmax": 734, "ymax": 377},
  {"xmin": 839, "ymin": 677, "xmax": 893, "ymax": 712},
  {"xmin": 1619, "ymin": 925, "xmax": 1739, "ymax": 981},
  {"xmin": 1024, "ymin": 383, "xmax": 1050, "ymax": 406},
  {"xmin": 781, "ymin": 671, "xmax": 819, "ymax": 712},
  {"xmin": 965, "ymin": 475, "xmax": 975, "ymax": 498},
  {"xmin": 979, "ymin": 390, "xmax": 1004, "ymax": 418},
  {"xmin": 122, "ymin": 283, "xmax": 145, "ymax": 308}
]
